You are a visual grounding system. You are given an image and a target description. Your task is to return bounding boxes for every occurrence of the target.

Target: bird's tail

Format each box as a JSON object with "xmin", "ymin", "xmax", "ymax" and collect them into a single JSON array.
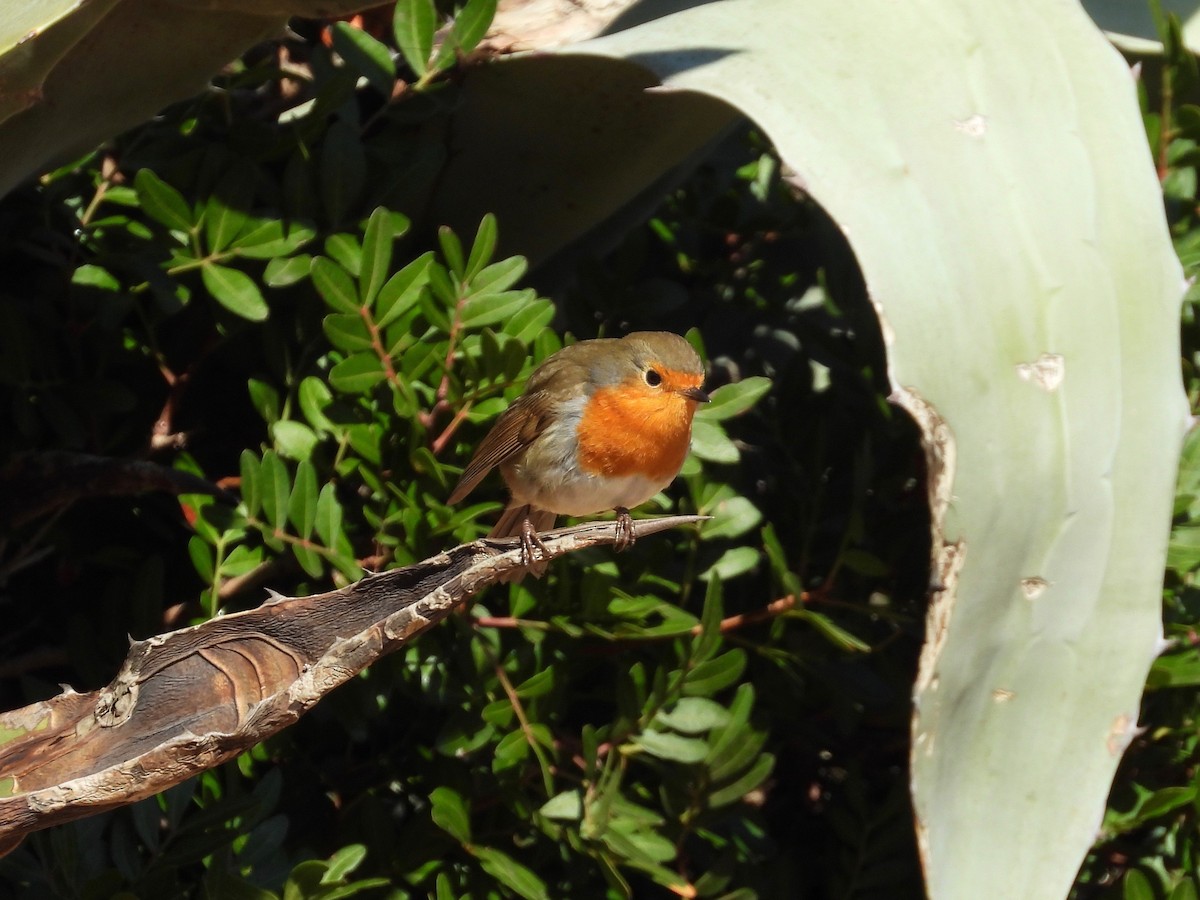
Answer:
[{"xmin": 488, "ymin": 502, "xmax": 556, "ymax": 539}]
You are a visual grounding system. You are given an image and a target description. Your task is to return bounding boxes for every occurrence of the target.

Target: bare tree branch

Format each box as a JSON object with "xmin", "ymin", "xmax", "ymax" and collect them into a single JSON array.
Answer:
[{"xmin": 0, "ymin": 515, "xmax": 704, "ymax": 851}]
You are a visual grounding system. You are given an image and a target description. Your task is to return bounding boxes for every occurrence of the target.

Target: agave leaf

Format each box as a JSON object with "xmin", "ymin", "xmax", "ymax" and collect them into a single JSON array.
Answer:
[{"xmin": 437, "ymin": 0, "xmax": 1186, "ymax": 895}]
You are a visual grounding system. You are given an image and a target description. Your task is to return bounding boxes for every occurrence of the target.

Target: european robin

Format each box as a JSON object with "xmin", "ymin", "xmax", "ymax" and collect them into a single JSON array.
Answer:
[{"xmin": 448, "ymin": 331, "xmax": 709, "ymax": 573}]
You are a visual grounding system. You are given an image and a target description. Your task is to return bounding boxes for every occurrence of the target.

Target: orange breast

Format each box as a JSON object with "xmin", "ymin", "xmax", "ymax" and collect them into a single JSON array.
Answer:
[{"xmin": 576, "ymin": 382, "xmax": 695, "ymax": 482}]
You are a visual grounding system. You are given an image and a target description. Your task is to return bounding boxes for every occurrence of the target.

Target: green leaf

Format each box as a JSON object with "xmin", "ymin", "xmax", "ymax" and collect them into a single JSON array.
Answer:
[
  {"xmin": 631, "ymin": 729, "xmax": 708, "ymax": 763},
  {"xmin": 359, "ymin": 207, "xmax": 396, "ymax": 307},
  {"xmin": 515, "ymin": 667, "xmax": 555, "ymax": 698},
  {"xmin": 597, "ymin": 826, "xmax": 670, "ymax": 870},
  {"xmin": 1147, "ymin": 649, "xmax": 1200, "ymax": 688},
  {"xmin": 323, "ymin": 313, "xmax": 374, "ymax": 353},
  {"xmin": 248, "ymin": 378, "xmax": 281, "ymax": 425},
  {"xmin": 692, "ymin": 574, "xmax": 724, "ymax": 663},
  {"xmin": 272, "ymin": 420, "xmax": 318, "ymax": 461},
  {"xmin": 438, "ymin": 225, "xmax": 466, "ymax": 279},
  {"xmin": 707, "ymin": 752, "xmax": 775, "ymax": 808},
  {"xmin": 700, "ymin": 546, "xmax": 760, "ymax": 582},
  {"xmin": 229, "ymin": 219, "xmax": 315, "ymax": 258},
  {"xmin": 608, "ymin": 824, "xmax": 676, "ymax": 865},
  {"xmin": 654, "ymin": 697, "xmax": 730, "ymax": 734},
  {"xmin": 312, "ymin": 257, "xmax": 361, "ymax": 314},
  {"xmin": 205, "ymin": 166, "xmax": 255, "ymax": 253},
  {"xmin": 1109, "ymin": 785, "xmax": 1198, "ymax": 834},
  {"xmin": 331, "ymin": 21, "xmax": 397, "ymax": 97},
  {"xmin": 539, "ymin": 791, "xmax": 581, "ymax": 822},
  {"xmin": 135, "ymin": 169, "xmax": 194, "ymax": 232},
  {"xmin": 394, "ymin": 0, "xmax": 437, "ymax": 77},
  {"xmin": 72, "ymin": 263, "xmax": 119, "ymax": 291},
  {"xmin": 709, "ymin": 727, "xmax": 768, "ymax": 789},
  {"xmin": 695, "ymin": 376, "xmax": 771, "ymax": 422},
  {"xmin": 451, "ymin": 0, "xmax": 498, "ymax": 56},
  {"xmin": 322, "ymin": 844, "xmax": 368, "ymax": 883},
  {"xmin": 700, "ymin": 495, "xmax": 762, "ymax": 541},
  {"xmin": 222, "ymin": 545, "xmax": 265, "ymax": 579},
  {"xmin": 493, "ymin": 729, "xmax": 530, "ymax": 770},
  {"xmin": 683, "ymin": 649, "xmax": 746, "ymax": 696},
  {"xmin": 1124, "ymin": 870, "xmax": 1155, "ymax": 900},
  {"xmin": 293, "ymin": 544, "xmax": 324, "ymax": 579},
  {"xmin": 264, "ymin": 255, "xmax": 313, "ymax": 287},
  {"xmin": 689, "ymin": 418, "xmax": 739, "ymax": 464},
  {"xmin": 464, "ymin": 213, "xmax": 499, "ymax": 281},
  {"xmin": 429, "ymin": 786, "xmax": 471, "ymax": 843},
  {"xmin": 1168, "ymin": 524, "xmax": 1200, "ymax": 574},
  {"xmin": 315, "ymin": 484, "xmax": 344, "ymax": 547},
  {"xmin": 260, "ymin": 452, "xmax": 289, "ymax": 530},
  {"xmin": 481, "ymin": 698, "xmax": 514, "ymax": 728},
  {"xmin": 201, "ymin": 263, "xmax": 268, "ymax": 321},
  {"xmin": 460, "ymin": 290, "xmax": 536, "ymax": 328},
  {"xmin": 798, "ymin": 609, "xmax": 871, "ymax": 653},
  {"xmin": 471, "ymin": 256, "xmax": 527, "ymax": 294},
  {"xmin": 239, "ymin": 450, "xmax": 261, "ymax": 518},
  {"xmin": 473, "ymin": 846, "xmax": 550, "ymax": 900},
  {"xmin": 298, "ymin": 377, "xmax": 338, "ymax": 435},
  {"xmin": 326, "ymin": 233, "xmax": 363, "ymax": 276},
  {"xmin": 500, "ymin": 299, "xmax": 554, "ymax": 344},
  {"xmin": 426, "ymin": 260, "xmax": 458, "ymax": 307},
  {"xmin": 188, "ymin": 536, "xmax": 215, "ymax": 581},
  {"xmin": 288, "ymin": 459, "xmax": 319, "ymax": 538},
  {"xmin": 761, "ymin": 522, "xmax": 803, "ymax": 599},
  {"xmin": 329, "ymin": 353, "xmax": 387, "ymax": 393},
  {"xmin": 377, "ymin": 251, "xmax": 433, "ymax": 327},
  {"xmin": 711, "ymin": 714, "xmax": 769, "ymax": 786}
]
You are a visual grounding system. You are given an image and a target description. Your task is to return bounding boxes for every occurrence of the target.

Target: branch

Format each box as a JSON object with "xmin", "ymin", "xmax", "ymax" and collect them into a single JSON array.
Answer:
[{"xmin": 0, "ymin": 515, "xmax": 705, "ymax": 851}]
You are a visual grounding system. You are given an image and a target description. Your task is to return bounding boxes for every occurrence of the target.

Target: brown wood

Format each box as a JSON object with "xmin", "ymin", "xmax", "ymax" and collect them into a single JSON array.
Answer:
[{"xmin": 0, "ymin": 515, "xmax": 704, "ymax": 852}]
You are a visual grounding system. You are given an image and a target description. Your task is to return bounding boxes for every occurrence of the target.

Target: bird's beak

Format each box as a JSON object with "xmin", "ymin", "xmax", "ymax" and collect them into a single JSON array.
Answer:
[{"xmin": 680, "ymin": 386, "xmax": 710, "ymax": 403}]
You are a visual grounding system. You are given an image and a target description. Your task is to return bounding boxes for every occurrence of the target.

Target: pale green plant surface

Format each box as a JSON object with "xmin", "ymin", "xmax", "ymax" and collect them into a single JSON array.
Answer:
[{"xmin": 515, "ymin": 1, "xmax": 1185, "ymax": 896}]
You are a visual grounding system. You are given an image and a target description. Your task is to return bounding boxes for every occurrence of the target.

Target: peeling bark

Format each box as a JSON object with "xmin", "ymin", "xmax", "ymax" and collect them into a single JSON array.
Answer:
[{"xmin": 0, "ymin": 515, "xmax": 703, "ymax": 851}]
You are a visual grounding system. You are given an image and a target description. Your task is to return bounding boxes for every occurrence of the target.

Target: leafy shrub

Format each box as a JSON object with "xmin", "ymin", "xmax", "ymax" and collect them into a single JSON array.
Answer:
[{"xmin": 0, "ymin": 3, "xmax": 936, "ymax": 897}]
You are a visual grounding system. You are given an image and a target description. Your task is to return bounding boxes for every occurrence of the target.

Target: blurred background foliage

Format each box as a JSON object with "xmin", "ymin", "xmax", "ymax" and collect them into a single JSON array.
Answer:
[{"xmin": 2, "ymin": 1, "xmax": 1195, "ymax": 898}]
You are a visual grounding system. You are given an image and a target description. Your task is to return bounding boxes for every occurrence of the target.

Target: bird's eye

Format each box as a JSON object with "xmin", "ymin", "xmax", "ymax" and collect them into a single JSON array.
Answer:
[{"xmin": 644, "ymin": 368, "xmax": 662, "ymax": 387}]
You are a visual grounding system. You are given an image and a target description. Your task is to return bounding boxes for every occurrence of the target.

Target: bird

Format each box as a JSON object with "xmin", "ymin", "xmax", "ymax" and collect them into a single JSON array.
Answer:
[{"xmin": 448, "ymin": 331, "xmax": 709, "ymax": 575}]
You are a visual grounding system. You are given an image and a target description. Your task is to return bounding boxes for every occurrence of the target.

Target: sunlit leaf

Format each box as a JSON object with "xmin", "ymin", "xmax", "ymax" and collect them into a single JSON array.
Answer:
[{"xmin": 201, "ymin": 263, "xmax": 268, "ymax": 321}]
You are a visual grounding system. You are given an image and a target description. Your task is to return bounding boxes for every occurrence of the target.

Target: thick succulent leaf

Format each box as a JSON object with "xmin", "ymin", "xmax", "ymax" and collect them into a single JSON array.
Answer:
[
  {"xmin": 0, "ymin": 0, "xmax": 119, "ymax": 128},
  {"xmin": 440, "ymin": 0, "xmax": 1186, "ymax": 896},
  {"xmin": 0, "ymin": 0, "xmax": 373, "ymax": 198},
  {"xmin": 430, "ymin": 53, "xmax": 738, "ymax": 265},
  {"xmin": 0, "ymin": 1, "xmax": 283, "ymax": 196}
]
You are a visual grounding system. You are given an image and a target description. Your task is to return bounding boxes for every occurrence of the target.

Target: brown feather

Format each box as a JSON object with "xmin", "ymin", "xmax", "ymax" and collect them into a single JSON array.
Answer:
[{"xmin": 447, "ymin": 394, "xmax": 552, "ymax": 504}]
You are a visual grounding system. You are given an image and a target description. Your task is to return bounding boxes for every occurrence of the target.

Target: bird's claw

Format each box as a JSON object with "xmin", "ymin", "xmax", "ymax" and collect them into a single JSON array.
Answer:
[
  {"xmin": 613, "ymin": 507, "xmax": 636, "ymax": 552},
  {"xmin": 519, "ymin": 518, "xmax": 551, "ymax": 575}
]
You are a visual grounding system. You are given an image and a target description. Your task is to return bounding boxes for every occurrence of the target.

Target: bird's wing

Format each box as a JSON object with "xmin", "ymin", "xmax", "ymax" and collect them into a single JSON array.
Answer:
[{"xmin": 447, "ymin": 393, "xmax": 551, "ymax": 504}]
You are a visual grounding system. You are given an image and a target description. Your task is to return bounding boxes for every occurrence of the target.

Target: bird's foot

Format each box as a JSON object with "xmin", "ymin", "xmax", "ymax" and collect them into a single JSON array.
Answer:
[
  {"xmin": 613, "ymin": 507, "xmax": 636, "ymax": 552},
  {"xmin": 519, "ymin": 517, "xmax": 552, "ymax": 573}
]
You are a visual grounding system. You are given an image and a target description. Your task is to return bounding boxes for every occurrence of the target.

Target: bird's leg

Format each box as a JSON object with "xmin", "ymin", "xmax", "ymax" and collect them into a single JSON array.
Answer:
[
  {"xmin": 613, "ymin": 507, "xmax": 636, "ymax": 552},
  {"xmin": 519, "ymin": 516, "xmax": 552, "ymax": 568}
]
